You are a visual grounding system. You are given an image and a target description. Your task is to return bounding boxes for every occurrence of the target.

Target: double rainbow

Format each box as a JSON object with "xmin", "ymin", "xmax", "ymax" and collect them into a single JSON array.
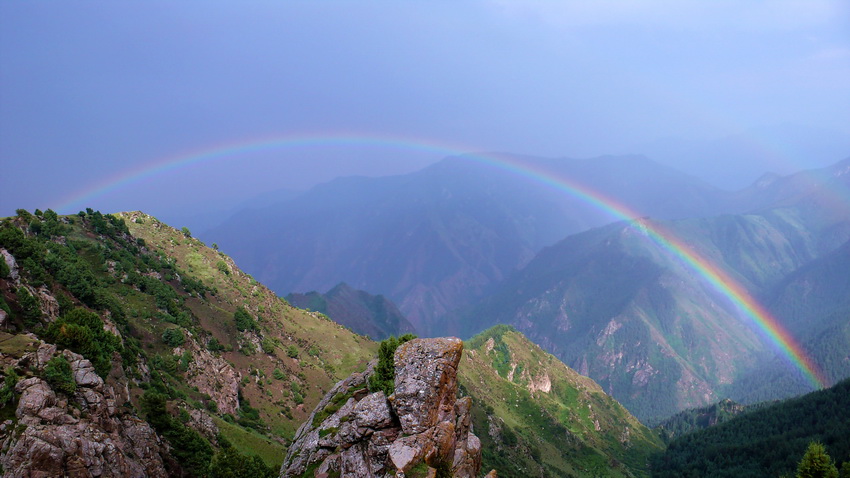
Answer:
[{"xmin": 54, "ymin": 132, "xmax": 828, "ymax": 389}]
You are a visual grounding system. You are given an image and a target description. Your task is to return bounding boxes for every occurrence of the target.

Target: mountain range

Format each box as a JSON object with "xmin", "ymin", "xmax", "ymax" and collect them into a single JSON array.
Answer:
[{"xmin": 206, "ymin": 154, "xmax": 850, "ymax": 422}]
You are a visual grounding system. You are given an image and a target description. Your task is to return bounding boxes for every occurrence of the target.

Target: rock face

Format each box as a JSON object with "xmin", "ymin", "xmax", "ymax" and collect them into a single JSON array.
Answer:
[
  {"xmin": 0, "ymin": 346, "xmax": 169, "ymax": 477},
  {"xmin": 280, "ymin": 337, "xmax": 490, "ymax": 477}
]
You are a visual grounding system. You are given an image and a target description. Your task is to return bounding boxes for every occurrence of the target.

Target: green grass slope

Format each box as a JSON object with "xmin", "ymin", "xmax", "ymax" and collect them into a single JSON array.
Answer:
[{"xmin": 459, "ymin": 325, "xmax": 663, "ymax": 477}]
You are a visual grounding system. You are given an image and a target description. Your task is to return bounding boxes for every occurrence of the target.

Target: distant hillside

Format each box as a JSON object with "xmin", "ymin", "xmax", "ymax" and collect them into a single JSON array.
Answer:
[
  {"xmin": 451, "ymin": 190, "xmax": 850, "ymax": 422},
  {"xmin": 654, "ymin": 398, "xmax": 752, "ymax": 443},
  {"xmin": 286, "ymin": 282, "xmax": 416, "ymax": 340},
  {"xmin": 459, "ymin": 326, "xmax": 663, "ymax": 477},
  {"xmin": 651, "ymin": 378, "xmax": 850, "ymax": 478},
  {"xmin": 208, "ymin": 154, "xmax": 729, "ymax": 333}
]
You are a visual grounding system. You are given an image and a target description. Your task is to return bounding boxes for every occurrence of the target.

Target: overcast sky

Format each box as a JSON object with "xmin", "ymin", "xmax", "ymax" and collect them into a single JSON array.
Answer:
[{"xmin": 2, "ymin": 1, "xmax": 849, "ymax": 219}]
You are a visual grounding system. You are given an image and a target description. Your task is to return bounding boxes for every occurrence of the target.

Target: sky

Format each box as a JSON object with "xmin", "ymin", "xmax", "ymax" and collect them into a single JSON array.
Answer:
[{"xmin": 2, "ymin": 1, "xmax": 850, "ymax": 225}]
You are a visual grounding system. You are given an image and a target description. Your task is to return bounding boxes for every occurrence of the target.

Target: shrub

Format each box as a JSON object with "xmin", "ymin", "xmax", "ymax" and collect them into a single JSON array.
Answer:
[
  {"xmin": 286, "ymin": 345, "xmax": 299, "ymax": 359},
  {"xmin": 43, "ymin": 356, "xmax": 76, "ymax": 395},
  {"xmin": 233, "ymin": 307, "xmax": 255, "ymax": 332},
  {"xmin": 162, "ymin": 327, "xmax": 185, "ymax": 347},
  {"xmin": 368, "ymin": 334, "xmax": 415, "ymax": 396}
]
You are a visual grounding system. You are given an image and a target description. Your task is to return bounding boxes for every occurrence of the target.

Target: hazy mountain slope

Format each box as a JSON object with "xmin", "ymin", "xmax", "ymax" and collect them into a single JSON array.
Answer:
[
  {"xmin": 728, "ymin": 238, "xmax": 850, "ymax": 404},
  {"xmin": 208, "ymin": 154, "xmax": 727, "ymax": 333},
  {"xmin": 453, "ymin": 197, "xmax": 850, "ymax": 423},
  {"xmin": 459, "ymin": 326, "xmax": 664, "ymax": 478},
  {"xmin": 651, "ymin": 378, "xmax": 850, "ymax": 478},
  {"xmin": 286, "ymin": 282, "xmax": 416, "ymax": 340}
]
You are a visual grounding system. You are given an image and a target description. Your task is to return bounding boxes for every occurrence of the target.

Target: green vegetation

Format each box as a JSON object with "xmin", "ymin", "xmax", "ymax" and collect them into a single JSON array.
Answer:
[
  {"xmin": 209, "ymin": 438, "xmax": 276, "ymax": 478},
  {"xmin": 0, "ymin": 368, "xmax": 20, "ymax": 407},
  {"xmin": 796, "ymin": 442, "xmax": 839, "ymax": 478},
  {"xmin": 234, "ymin": 307, "xmax": 256, "ymax": 332},
  {"xmin": 651, "ymin": 378, "xmax": 850, "ymax": 477},
  {"xmin": 368, "ymin": 333, "xmax": 415, "ymax": 396},
  {"xmin": 462, "ymin": 326, "xmax": 663, "ymax": 477},
  {"xmin": 141, "ymin": 391, "xmax": 214, "ymax": 476},
  {"xmin": 44, "ymin": 307, "xmax": 123, "ymax": 377},
  {"xmin": 162, "ymin": 327, "xmax": 185, "ymax": 347},
  {"xmin": 43, "ymin": 356, "xmax": 76, "ymax": 395}
]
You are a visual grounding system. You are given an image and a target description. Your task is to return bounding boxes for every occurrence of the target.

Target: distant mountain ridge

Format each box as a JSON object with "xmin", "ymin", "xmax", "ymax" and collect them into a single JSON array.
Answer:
[
  {"xmin": 286, "ymin": 282, "xmax": 416, "ymax": 340},
  {"xmin": 449, "ymin": 164, "xmax": 850, "ymax": 421},
  {"xmin": 208, "ymin": 153, "xmax": 732, "ymax": 332}
]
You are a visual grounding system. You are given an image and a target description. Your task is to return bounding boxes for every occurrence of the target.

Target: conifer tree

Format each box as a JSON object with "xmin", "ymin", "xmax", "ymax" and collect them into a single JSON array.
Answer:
[{"xmin": 797, "ymin": 442, "xmax": 839, "ymax": 478}]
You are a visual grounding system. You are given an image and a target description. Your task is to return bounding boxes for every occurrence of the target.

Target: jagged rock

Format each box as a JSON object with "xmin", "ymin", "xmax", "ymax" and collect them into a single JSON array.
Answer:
[
  {"xmin": 36, "ymin": 286, "xmax": 60, "ymax": 322},
  {"xmin": 182, "ymin": 341, "xmax": 241, "ymax": 415},
  {"xmin": 392, "ymin": 337, "xmax": 463, "ymax": 435},
  {"xmin": 188, "ymin": 408, "xmax": 220, "ymax": 443},
  {"xmin": 0, "ymin": 346, "xmax": 169, "ymax": 477},
  {"xmin": 280, "ymin": 337, "xmax": 488, "ymax": 478},
  {"xmin": 1, "ymin": 247, "xmax": 19, "ymax": 282}
]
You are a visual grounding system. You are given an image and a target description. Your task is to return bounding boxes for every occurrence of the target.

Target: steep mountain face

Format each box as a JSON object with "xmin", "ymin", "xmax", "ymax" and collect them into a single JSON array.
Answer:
[
  {"xmin": 207, "ymin": 154, "xmax": 728, "ymax": 333},
  {"xmin": 651, "ymin": 378, "xmax": 850, "ymax": 478},
  {"xmin": 453, "ymin": 195, "xmax": 850, "ymax": 422},
  {"xmin": 286, "ymin": 283, "xmax": 416, "ymax": 340},
  {"xmin": 459, "ymin": 326, "xmax": 663, "ymax": 477}
]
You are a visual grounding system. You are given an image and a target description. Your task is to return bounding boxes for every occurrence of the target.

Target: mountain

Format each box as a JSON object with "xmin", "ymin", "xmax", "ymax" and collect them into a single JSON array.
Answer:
[
  {"xmin": 208, "ymin": 154, "xmax": 728, "ymax": 333},
  {"xmin": 286, "ymin": 282, "xmax": 416, "ymax": 340},
  {"xmin": 651, "ymin": 378, "xmax": 850, "ymax": 478},
  {"xmin": 451, "ymin": 181, "xmax": 850, "ymax": 422},
  {"xmin": 460, "ymin": 326, "xmax": 663, "ymax": 477},
  {"xmin": 0, "ymin": 208, "xmax": 665, "ymax": 477},
  {"xmin": 727, "ymin": 237, "xmax": 850, "ymax": 404},
  {"xmin": 0, "ymin": 209, "xmax": 375, "ymax": 475}
]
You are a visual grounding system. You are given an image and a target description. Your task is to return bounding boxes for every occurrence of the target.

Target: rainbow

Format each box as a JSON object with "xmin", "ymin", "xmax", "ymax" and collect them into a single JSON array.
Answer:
[{"xmin": 54, "ymin": 132, "xmax": 828, "ymax": 389}]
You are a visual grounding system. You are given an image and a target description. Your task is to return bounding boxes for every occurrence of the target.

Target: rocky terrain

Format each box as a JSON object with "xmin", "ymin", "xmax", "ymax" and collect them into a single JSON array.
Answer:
[
  {"xmin": 281, "ymin": 337, "xmax": 494, "ymax": 478},
  {"xmin": 0, "ymin": 338, "xmax": 169, "ymax": 477}
]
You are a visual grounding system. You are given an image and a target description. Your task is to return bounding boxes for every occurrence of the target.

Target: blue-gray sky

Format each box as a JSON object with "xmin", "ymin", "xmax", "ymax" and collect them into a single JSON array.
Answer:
[{"xmin": 2, "ymin": 1, "xmax": 849, "ymax": 222}]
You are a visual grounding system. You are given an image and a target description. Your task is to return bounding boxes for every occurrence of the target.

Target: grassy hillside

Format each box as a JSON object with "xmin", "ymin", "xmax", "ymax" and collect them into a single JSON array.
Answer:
[
  {"xmin": 0, "ymin": 209, "xmax": 376, "ymax": 473},
  {"xmin": 460, "ymin": 325, "xmax": 663, "ymax": 477}
]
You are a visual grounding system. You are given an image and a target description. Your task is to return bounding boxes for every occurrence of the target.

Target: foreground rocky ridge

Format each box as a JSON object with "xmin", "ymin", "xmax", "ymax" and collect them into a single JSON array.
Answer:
[
  {"xmin": 282, "ymin": 337, "xmax": 493, "ymax": 477},
  {"xmin": 0, "ymin": 339, "xmax": 168, "ymax": 477}
]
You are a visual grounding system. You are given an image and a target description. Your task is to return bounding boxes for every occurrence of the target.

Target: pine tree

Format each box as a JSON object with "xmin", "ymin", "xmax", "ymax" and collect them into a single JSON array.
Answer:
[
  {"xmin": 797, "ymin": 442, "xmax": 839, "ymax": 478},
  {"xmin": 840, "ymin": 462, "xmax": 850, "ymax": 478}
]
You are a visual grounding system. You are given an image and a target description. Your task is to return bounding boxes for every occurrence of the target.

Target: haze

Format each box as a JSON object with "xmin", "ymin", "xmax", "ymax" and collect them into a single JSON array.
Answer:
[{"xmin": 2, "ymin": 1, "xmax": 849, "ymax": 230}]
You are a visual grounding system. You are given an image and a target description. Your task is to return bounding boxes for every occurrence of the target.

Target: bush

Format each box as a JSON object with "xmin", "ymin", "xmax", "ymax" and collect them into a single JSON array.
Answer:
[
  {"xmin": 0, "ymin": 368, "xmax": 20, "ymax": 407},
  {"xmin": 43, "ymin": 356, "xmax": 76, "ymax": 395},
  {"xmin": 233, "ymin": 307, "xmax": 255, "ymax": 332},
  {"xmin": 286, "ymin": 345, "xmax": 299, "ymax": 359},
  {"xmin": 44, "ymin": 308, "xmax": 122, "ymax": 378},
  {"xmin": 162, "ymin": 328, "xmax": 185, "ymax": 347},
  {"xmin": 368, "ymin": 334, "xmax": 415, "ymax": 396}
]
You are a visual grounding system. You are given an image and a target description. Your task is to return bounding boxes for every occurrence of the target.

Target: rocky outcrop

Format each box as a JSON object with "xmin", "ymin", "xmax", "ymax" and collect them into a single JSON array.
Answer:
[
  {"xmin": 0, "ymin": 346, "xmax": 169, "ymax": 477},
  {"xmin": 281, "ymin": 337, "xmax": 492, "ymax": 477},
  {"xmin": 179, "ymin": 338, "xmax": 241, "ymax": 416}
]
